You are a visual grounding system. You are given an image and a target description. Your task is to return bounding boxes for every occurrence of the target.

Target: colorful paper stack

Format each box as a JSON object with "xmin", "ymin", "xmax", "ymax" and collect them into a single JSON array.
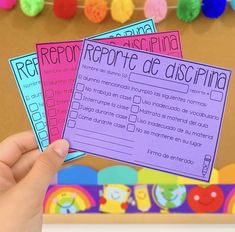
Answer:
[{"xmin": 9, "ymin": 18, "xmax": 231, "ymax": 183}]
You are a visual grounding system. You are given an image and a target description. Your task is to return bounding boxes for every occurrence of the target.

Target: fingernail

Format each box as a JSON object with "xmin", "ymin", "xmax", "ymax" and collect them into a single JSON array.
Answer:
[{"xmin": 53, "ymin": 140, "xmax": 70, "ymax": 158}]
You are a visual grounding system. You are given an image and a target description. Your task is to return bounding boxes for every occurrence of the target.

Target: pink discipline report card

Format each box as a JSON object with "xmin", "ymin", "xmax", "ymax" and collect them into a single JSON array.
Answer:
[
  {"xmin": 36, "ymin": 31, "xmax": 182, "ymax": 145},
  {"xmin": 63, "ymin": 39, "xmax": 231, "ymax": 182},
  {"xmin": 36, "ymin": 18, "xmax": 157, "ymax": 144}
]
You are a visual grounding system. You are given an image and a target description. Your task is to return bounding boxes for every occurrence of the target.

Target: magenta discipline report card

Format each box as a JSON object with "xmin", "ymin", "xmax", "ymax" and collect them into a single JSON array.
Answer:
[{"xmin": 63, "ymin": 39, "xmax": 231, "ymax": 182}]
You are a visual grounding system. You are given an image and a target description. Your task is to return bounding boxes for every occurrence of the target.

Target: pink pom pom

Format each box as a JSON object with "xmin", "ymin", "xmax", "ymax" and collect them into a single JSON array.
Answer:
[
  {"xmin": 0, "ymin": 0, "xmax": 17, "ymax": 10},
  {"xmin": 144, "ymin": 0, "xmax": 168, "ymax": 23}
]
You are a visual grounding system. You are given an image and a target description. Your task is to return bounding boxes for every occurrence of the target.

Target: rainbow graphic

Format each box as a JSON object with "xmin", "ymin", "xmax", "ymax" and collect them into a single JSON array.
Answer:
[
  {"xmin": 44, "ymin": 186, "xmax": 96, "ymax": 214},
  {"xmin": 223, "ymin": 188, "xmax": 235, "ymax": 214}
]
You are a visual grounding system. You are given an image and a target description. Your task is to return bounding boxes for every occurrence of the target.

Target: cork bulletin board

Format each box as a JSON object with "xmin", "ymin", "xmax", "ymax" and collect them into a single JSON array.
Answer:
[{"xmin": 1, "ymin": 0, "xmax": 235, "ymax": 223}]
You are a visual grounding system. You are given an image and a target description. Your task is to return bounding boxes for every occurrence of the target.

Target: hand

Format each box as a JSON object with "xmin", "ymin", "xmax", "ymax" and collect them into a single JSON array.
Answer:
[{"xmin": 0, "ymin": 131, "xmax": 69, "ymax": 232}]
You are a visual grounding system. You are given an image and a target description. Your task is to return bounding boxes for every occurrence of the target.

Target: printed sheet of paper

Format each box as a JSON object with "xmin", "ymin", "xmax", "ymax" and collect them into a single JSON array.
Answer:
[
  {"xmin": 36, "ymin": 19, "xmax": 157, "ymax": 144},
  {"xmin": 9, "ymin": 53, "xmax": 85, "ymax": 162},
  {"xmin": 63, "ymin": 39, "xmax": 231, "ymax": 181}
]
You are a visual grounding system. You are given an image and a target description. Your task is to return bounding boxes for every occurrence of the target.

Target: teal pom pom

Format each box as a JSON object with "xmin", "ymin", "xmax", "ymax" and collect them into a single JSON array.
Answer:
[
  {"xmin": 176, "ymin": 0, "xmax": 201, "ymax": 22},
  {"xmin": 20, "ymin": 0, "xmax": 44, "ymax": 17},
  {"xmin": 231, "ymin": 0, "xmax": 235, "ymax": 11}
]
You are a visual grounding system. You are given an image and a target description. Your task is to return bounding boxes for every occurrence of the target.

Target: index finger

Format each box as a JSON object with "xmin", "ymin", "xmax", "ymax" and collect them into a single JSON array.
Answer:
[{"xmin": 0, "ymin": 130, "xmax": 38, "ymax": 167}]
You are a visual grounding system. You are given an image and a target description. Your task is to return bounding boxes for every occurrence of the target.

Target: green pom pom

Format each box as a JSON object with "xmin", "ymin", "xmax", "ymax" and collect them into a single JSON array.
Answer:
[
  {"xmin": 177, "ymin": 0, "xmax": 201, "ymax": 22},
  {"xmin": 20, "ymin": 0, "xmax": 44, "ymax": 17}
]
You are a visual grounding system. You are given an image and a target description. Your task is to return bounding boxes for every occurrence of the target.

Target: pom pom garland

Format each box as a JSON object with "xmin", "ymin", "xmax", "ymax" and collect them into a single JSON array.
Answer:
[
  {"xmin": 201, "ymin": 0, "xmax": 227, "ymax": 18},
  {"xmin": 20, "ymin": 0, "xmax": 44, "ymax": 17},
  {"xmin": 111, "ymin": 0, "xmax": 135, "ymax": 23},
  {"xmin": 3, "ymin": 0, "xmax": 234, "ymax": 23},
  {"xmin": 84, "ymin": 0, "xmax": 107, "ymax": 23},
  {"xmin": 0, "ymin": 0, "xmax": 16, "ymax": 10},
  {"xmin": 230, "ymin": 0, "xmax": 235, "ymax": 11},
  {"xmin": 144, "ymin": 0, "xmax": 168, "ymax": 23},
  {"xmin": 176, "ymin": 0, "xmax": 201, "ymax": 22},
  {"xmin": 53, "ymin": 0, "xmax": 77, "ymax": 19}
]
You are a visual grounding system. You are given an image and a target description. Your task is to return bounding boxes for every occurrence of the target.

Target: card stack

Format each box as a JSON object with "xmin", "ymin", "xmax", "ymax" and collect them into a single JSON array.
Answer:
[{"xmin": 9, "ymin": 18, "xmax": 231, "ymax": 182}]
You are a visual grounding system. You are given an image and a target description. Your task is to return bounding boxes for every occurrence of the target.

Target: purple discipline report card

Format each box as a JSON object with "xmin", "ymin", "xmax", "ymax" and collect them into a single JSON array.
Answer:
[{"xmin": 63, "ymin": 40, "xmax": 231, "ymax": 182}]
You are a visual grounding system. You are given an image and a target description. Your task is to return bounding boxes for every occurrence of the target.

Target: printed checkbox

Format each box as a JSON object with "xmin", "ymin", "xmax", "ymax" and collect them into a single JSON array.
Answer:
[
  {"xmin": 38, "ymin": 130, "xmax": 47, "ymax": 140},
  {"xmin": 48, "ymin": 109, "xmax": 56, "ymax": 117},
  {"xmin": 72, "ymin": 101, "xmax": 80, "ymax": 110},
  {"xmin": 131, "ymin": 105, "xmax": 139, "ymax": 113},
  {"xmin": 29, "ymin": 103, "xmax": 38, "ymax": 112},
  {"xmin": 76, "ymin": 83, "xmax": 85, "ymax": 91},
  {"xmin": 35, "ymin": 121, "xmax": 45, "ymax": 131},
  {"xmin": 74, "ymin": 92, "xmax": 83, "ymax": 100},
  {"xmin": 129, "ymin": 114, "xmax": 137, "ymax": 123},
  {"xmin": 41, "ymin": 140, "xmax": 48, "ymax": 148},
  {"xmin": 51, "ymin": 127, "xmax": 59, "ymax": 136},
  {"xmin": 41, "ymin": 139, "xmax": 48, "ymax": 148},
  {"xmin": 49, "ymin": 118, "xmax": 57, "ymax": 126},
  {"xmin": 67, "ymin": 120, "xmax": 76, "ymax": 128},
  {"xmin": 210, "ymin": 90, "xmax": 223, "ymax": 102},
  {"xmin": 45, "ymin": 90, "xmax": 54, "ymax": 98},
  {"xmin": 127, "ymin": 123, "xmax": 135, "ymax": 132},
  {"xmin": 47, "ymin": 99, "xmax": 55, "ymax": 107},
  {"xmin": 70, "ymin": 111, "xmax": 78, "ymax": 119},
  {"xmin": 32, "ymin": 112, "xmax": 41, "ymax": 121},
  {"xmin": 133, "ymin": 95, "xmax": 141, "ymax": 104}
]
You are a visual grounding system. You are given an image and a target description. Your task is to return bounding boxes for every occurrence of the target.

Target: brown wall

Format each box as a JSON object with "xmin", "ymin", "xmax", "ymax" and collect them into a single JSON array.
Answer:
[{"xmin": 1, "ymin": 0, "xmax": 235, "ymax": 170}]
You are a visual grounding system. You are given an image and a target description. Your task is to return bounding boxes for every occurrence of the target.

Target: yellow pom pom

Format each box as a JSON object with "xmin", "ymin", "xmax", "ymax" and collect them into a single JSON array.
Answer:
[{"xmin": 111, "ymin": 0, "xmax": 135, "ymax": 23}]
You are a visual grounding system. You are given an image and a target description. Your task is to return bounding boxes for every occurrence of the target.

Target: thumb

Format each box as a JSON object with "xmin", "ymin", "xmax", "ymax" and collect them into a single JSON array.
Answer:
[{"xmin": 19, "ymin": 139, "xmax": 69, "ymax": 198}]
